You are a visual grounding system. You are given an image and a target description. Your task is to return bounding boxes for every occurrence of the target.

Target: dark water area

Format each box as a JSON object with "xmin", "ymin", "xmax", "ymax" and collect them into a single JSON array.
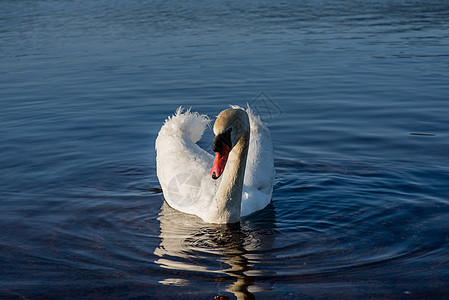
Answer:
[{"xmin": 1, "ymin": 0, "xmax": 449, "ymax": 299}]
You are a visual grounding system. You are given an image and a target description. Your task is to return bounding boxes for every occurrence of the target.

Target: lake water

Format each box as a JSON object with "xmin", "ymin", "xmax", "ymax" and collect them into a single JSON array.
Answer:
[{"xmin": 1, "ymin": 0, "xmax": 449, "ymax": 299}]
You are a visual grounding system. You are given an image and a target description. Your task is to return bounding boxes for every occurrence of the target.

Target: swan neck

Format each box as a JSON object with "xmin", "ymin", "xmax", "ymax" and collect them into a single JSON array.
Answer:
[{"xmin": 211, "ymin": 131, "xmax": 249, "ymax": 224}]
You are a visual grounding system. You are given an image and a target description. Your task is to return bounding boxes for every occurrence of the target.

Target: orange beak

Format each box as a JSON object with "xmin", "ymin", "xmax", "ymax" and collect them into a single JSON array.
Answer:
[{"xmin": 210, "ymin": 143, "xmax": 231, "ymax": 180}]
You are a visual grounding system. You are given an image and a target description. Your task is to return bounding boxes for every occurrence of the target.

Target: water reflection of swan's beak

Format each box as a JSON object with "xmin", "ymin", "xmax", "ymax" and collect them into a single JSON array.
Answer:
[{"xmin": 154, "ymin": 202, "xmax": 276, "ymax": 299}]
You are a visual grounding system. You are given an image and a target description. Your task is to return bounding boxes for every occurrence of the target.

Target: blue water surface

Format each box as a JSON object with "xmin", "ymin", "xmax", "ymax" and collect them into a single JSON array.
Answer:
[{"xmin": 1, "ymin": 0, "xmax": 449, "ymax": 299}]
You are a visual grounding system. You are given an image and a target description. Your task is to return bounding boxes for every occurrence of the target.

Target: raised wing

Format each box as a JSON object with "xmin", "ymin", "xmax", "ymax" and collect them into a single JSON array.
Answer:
[
  {"xmin": 156, "ymin": 108, "xmax": 218, "ymax": 217},
  {"xmin": 241, "ymin": 107, "xmax": 275, "ymax": 216}
]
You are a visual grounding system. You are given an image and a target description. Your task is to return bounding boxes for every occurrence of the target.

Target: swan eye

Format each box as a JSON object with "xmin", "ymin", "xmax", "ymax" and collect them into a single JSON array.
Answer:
[{"xmin": 212, "ymin": 128, "xmax": 232, "ymax": 153}]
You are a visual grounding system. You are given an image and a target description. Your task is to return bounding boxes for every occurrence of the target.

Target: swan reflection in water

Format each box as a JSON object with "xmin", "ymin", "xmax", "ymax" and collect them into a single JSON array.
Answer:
[{"xmin": 154, "ymin": 202, "xmax": 276, "ymax": 299}]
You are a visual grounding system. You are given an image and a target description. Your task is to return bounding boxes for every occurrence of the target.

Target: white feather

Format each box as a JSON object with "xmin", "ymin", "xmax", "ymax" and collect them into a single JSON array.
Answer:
[{"xmin": 156, "ymin": 106, "xmax": 274, "ymax": 221}]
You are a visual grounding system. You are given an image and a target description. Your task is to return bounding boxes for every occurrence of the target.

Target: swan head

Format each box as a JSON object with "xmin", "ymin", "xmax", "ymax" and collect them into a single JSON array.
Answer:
[{"xmin": 210, "ymin": 108, "xmax": 249, "ymax": 180}]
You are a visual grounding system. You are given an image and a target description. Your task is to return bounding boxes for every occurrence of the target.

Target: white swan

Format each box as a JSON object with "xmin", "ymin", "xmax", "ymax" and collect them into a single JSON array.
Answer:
[{"xmin": 155, "ymin": 106, "xmax": 274, "ymax": 224}]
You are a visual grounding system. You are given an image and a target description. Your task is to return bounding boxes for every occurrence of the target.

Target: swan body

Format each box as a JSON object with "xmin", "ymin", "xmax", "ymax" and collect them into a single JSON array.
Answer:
[{"xmin": 156, "ymin": 106, "xmax": 274, "ymax": 224}]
